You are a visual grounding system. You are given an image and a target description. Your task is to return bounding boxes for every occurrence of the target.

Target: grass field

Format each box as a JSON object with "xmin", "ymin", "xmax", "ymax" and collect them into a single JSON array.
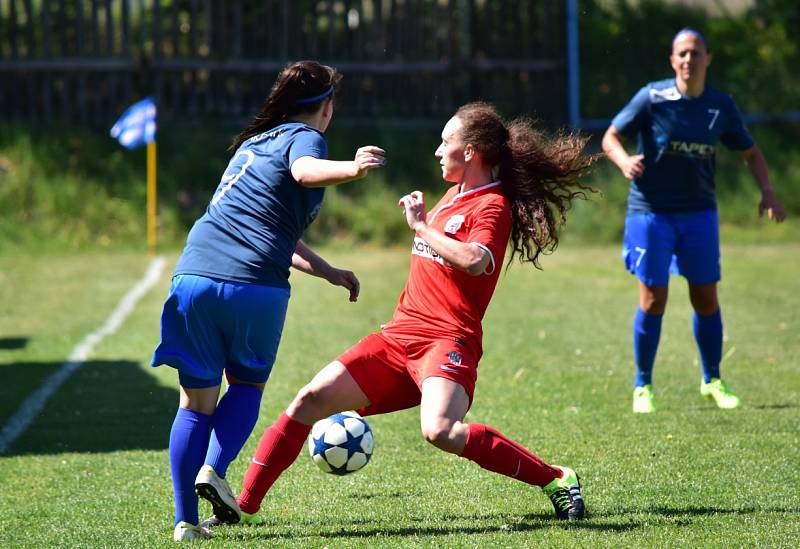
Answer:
[{"xmin": 1, "ymin": 244, "xmax": 798, "ymax": 548}]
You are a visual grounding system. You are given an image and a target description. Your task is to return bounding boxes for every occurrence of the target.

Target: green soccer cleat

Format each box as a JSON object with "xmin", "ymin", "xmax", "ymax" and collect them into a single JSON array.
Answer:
[
  {"xmin": 173, "ymin": 521, "xmax": 212, "ymax": 542},
  {"xmin": 542, "ymin": 465, "xmax": 585, "ymax": 521},
  {"xmin": 195, "ymin": 465, "xmax": 242, "ymax": 525},
  {"xmin": 701, "ymin": 378, "xmax": 741, "ymax": 409},
  {"xmin": 201, "ymin": 511, "xmax": 257, "ymax": 529},
  {"xmin": 239, "ymin": 511, "xmax": 259, "ymax": 524},
  {"xmin": 632, "ymin": 384, "xmax": 655, "ymax": 414}
]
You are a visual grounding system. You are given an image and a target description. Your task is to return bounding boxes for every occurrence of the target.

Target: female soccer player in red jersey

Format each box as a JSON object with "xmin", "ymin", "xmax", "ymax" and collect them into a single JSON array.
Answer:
[{"xmin": 213, "ymin": 102, "xmax": 595, "ymax": 525}]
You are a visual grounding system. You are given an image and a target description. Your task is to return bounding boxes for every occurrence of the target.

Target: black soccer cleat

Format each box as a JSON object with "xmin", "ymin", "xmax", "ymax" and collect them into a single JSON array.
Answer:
[{"xmin": 542, "ymin": 465, "xmax": 585, "ymax": 521}]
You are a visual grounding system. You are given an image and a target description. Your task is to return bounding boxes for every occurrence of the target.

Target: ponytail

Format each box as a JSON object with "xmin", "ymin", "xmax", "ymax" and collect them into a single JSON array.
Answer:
[
  {"xmin": 455, "ymin": 102, "xmax": 597, "ymax": 268},
  {"xmin": 501, "ymin": 119, "xmax": 596, "ymax": 268}
]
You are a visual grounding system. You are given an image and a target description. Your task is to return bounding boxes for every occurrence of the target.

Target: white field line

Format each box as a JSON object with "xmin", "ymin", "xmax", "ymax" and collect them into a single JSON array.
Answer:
[{"xmin": 0, "ymin": 256, "xmax": 167, "ymax": 455}]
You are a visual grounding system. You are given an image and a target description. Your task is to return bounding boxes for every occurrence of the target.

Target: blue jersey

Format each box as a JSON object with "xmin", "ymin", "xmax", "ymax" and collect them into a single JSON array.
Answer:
[
  {"xmin": 175, "ymin": 122, "xmax": 327, "ymax": 288},
  {"xmin": 611, "ymin": 78, "xmax": 754, "ymax": 213}
]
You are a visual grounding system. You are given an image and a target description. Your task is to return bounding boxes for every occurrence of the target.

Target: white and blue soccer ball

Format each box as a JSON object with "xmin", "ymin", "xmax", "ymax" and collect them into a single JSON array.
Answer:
[{"xmin": 308, "ymin": 411, "xmax": 374, "ymax": 475}]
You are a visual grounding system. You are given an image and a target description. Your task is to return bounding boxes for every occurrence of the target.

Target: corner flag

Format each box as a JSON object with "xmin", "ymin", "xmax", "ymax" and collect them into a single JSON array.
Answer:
[
  {"xmin": 111, "ymin": 97, "xmax": 159, "ymax": 256},
  {"xmin": 110, "ymin": 97, "xmax": 156, "ymax": 149}
]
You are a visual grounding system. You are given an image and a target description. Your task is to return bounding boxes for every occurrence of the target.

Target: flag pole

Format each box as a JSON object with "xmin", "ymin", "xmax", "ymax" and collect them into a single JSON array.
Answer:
[
  {"xmin": 110, "ymin": 97, "xmax": 157, "ymax": 256},
  {"xmin": 147, "ymin": 140, "xmax": 157, "ymax": 257}
]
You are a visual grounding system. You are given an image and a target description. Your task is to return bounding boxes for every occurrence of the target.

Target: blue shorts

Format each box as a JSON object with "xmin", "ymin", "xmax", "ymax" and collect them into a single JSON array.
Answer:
[
  {"xmin": 151, "ymin": 274, "xmax": 290, "ymax": 388},
  {"xmin": 622, "ymin": 210, "xmax": 720, "ymax": 287}
]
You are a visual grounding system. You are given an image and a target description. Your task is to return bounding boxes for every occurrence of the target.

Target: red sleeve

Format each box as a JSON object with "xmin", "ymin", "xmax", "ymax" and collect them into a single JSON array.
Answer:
[{"xmin": 466, "ymin": 197, "xmax": 512, "ymax": 274}]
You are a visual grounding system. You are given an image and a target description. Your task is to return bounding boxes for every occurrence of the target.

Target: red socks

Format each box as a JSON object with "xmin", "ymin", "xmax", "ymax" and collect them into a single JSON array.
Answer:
[
  {"xmin": 460, "ymin": 423, "xmax": 560, "ymax": 487},
  {"xmin": 238, "ymin": 418, "xmax": 559, "ymax": 512},
  {"xmin": 237, "ymin": 412, "xmax": 311, "ymax": 514}
]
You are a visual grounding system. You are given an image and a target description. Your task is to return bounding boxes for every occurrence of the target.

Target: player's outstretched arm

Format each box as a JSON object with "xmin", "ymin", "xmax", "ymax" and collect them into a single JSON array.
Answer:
[
  {"xmin": 741, "ymin": 145, "xmax": 786, "ymax": 223},
  {"xmin": 399, "ymin": 191, "xmax": 491, "ymax": 276},
  {"xmin": 292, "ymin": 240, "xmax": 360, "ymax": 302},
  {"xmin": 291, "ymin": 146, "xmax": 386, "ymax": 188},
  {"xmin": 602, "ymin": 125, "xmax": 645, "ymax": 180}
]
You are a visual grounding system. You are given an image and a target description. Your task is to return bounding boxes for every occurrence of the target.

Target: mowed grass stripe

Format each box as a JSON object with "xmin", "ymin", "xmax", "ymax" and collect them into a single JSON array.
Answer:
[{"xmin": 0, "ymin": 257, "xmax": 166, "ymax": 454}]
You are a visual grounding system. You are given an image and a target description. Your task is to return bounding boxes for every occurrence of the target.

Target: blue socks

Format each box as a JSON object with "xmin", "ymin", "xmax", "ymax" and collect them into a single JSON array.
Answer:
[
  {"xmin": 169, "ymin": 407, "xmax": 212, "ymax": 526},
  {"xmin": 168, "ymin": 385, "xmax": 262, "ymax": 526},
  {"xmin": 632, "ymin": 307, "xmax": 723, "ymax": 386},
  {"xmin": 205, "ymin": 384, "xmax": 263, "ymax": 478},
  {"xmin": 693, "ymin": 309, "xmax": 722, "ymax": 383},
  {"xmin": 633, "ymin": 307, "xmax": 663, "ymax": 387}
]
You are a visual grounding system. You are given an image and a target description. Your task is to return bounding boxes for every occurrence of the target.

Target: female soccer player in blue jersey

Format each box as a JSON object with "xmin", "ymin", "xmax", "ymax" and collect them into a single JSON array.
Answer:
[
  {"xmin": 602, "ymin": 29, "xmax": 786, "ymax": 414},
  {"xmin": 150, "ymin": 60, "xmax": 386, "ymax": 541}
]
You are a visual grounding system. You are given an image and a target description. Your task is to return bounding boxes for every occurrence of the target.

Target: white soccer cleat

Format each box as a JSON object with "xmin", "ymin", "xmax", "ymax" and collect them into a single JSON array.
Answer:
[
  {"xmin": 173, "ymin": 521, "xmax": 212, "ymax": 542},
  {"xmin": 632, "ymin": 385, "xmax": 656, "ymax": 414},
  {"xmin": 194, "ymin": 465, "xmax": 242, "ymax": 524}
]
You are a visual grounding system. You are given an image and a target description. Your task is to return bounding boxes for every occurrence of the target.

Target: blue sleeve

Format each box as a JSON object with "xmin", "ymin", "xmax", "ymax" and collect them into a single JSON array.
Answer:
[
  {"xmin": 719, "ymin": 97, "xmax": 754, "ymax": 151},
  {"xmin": 288, "ymin": 130, "xmax": 328, "ymax": 164},
  {"xmin": 610, "ymin": 86, "xmax": 650, "ymax": 136}
]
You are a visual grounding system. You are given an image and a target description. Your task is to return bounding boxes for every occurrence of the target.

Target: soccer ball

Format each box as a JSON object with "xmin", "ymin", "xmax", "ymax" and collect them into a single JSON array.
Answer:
[{"xmin": 308, "ymin": 411, "xmax": 374, "ymax": 475}]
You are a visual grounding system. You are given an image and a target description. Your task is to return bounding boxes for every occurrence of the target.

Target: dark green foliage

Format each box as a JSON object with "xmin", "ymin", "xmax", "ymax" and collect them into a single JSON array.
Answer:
[
  {"xmin": 580, "ymin": 0, "xmax": 800, "ymax": 119},
  {"xmin": 0, "ymin": 123, "xmax": 231, "ymax": 250},
  {"xmin": 1, "ymin": 120, "xmax": 798, "ymax": 252}
]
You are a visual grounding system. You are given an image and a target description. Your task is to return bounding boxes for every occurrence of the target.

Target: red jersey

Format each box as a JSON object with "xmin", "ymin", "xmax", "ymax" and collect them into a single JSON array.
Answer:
[{"xmin": 383, "ymin": 181, "xmax": 512, "ymax": 350}]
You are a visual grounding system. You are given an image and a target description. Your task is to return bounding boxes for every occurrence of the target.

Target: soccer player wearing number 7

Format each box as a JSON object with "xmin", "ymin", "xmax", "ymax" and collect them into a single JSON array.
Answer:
[
  {"xmin": 602, "ymin": 29, "xmax": 786, "ymax": 414},
  {"xmin": 150, "ymin": 60, "xmax": 386, "ymax": 542},
  {"xmin": 212, "ymin": 102, "xmax": 596, "ymax": 525}
]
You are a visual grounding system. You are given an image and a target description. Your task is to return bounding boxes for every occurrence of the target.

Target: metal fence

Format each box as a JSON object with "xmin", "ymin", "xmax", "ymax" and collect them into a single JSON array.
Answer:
[{"xmin": 0, "ymin": 0, "xmax": 567, "ymax": 127}]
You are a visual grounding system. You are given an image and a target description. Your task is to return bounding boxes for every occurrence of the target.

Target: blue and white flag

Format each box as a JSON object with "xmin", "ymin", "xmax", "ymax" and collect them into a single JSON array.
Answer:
[{"xmin": 110, "ymin": 97, "xmax": 156, "ymax": 149}]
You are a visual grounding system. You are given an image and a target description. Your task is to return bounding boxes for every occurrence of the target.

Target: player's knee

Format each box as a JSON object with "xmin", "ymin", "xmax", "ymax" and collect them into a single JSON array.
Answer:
[
  {"xmin": 691, "ymin": 299, "xmax": 718, "ymax": 315},
  {"xmin": 291, "ymin": 383, "xmax": 330, "ymax": 417},
  {"xmin": 640, "ymin": 300, "xmax": 666, "ymax": 315},
  {"xmin": 689, "ymin": 289, "xmax": 718, "ymax": 315},
  {"xmin": 640, "ymin": 289, "xmax": 668, "ymax": 314},
  {"xmin": 225, "ymin": 373, "xmax": 265, "ymax": 392},
  {"xmin": 420, "ymin": 418, "xmax": 459, "ymax": 453}
]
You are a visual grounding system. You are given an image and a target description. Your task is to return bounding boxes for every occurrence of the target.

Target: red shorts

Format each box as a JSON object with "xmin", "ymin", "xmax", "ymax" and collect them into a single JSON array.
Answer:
[{"xmin": 337, "ymin": 331, "xmax": 480, "ymax": 417}]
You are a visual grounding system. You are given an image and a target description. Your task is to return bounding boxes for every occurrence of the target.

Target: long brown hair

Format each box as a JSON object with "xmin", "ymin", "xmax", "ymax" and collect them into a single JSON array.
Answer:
[
  {"xmin": 455, "ymin": 102, "xmax": 597, "ymax": 268},
  {"xmin": 229, "ymin": 60, "xmax": 342, "ymax": 153}
]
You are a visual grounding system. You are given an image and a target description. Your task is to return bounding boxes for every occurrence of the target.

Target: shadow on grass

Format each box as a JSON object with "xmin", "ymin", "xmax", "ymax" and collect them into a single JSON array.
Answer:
[
  {"xmin": 230, "ymin": 512, "xmax": 638, "ymax": 542},
  {"xmin": 653, "ymin": 505, "xmax": 798, "ymax": 516},
  {"xmin": 200, "ymin": 503, "xmax": 800, "ymax": 543},
  {"xmin": 592, "ymin": 505, "xmax": 799, "ymax": 518},
  {"xmin": 346, "ymin": 490, "xmax": 420, "ymax": 500},
  {"xmin": 0, "ymin": 337, "xmax": 28, "ymax": 350},
  {"xmin": 752, "ymin": 403, "xmax": 797, "ymax": 410},
  {"xmin": 317, "ymin": 520, "xmax": 637, "ymax": 539},
  {"xmin": 1, "ymin": 359, "xmax": 176, "ymax": 456}
]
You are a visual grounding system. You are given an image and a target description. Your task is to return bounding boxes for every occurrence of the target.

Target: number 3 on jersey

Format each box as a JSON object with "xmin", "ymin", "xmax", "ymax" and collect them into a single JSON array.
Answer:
[{"xmin": 211, "ymin": 150, "xmax": 255, "ymax": 206}]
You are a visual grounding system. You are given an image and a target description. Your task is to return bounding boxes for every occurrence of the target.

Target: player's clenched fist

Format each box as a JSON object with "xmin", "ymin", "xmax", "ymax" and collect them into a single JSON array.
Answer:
[
  {"xmin": 398, "ymin": 190, "xmax": 426, "ymax": 231},
  {"xmin": 353, "ymin": 146, "xmax": 386, "ymax": 179}
]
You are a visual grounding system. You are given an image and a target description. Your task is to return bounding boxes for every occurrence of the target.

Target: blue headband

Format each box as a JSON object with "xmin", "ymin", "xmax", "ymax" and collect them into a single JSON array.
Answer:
[
  {"xmin": 672, "ymin": 28, "xmax": 708, "ymax": 51},
  {"xmin": 295, "ymin": 87, "xmax": 334, "ymax": 104}
]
